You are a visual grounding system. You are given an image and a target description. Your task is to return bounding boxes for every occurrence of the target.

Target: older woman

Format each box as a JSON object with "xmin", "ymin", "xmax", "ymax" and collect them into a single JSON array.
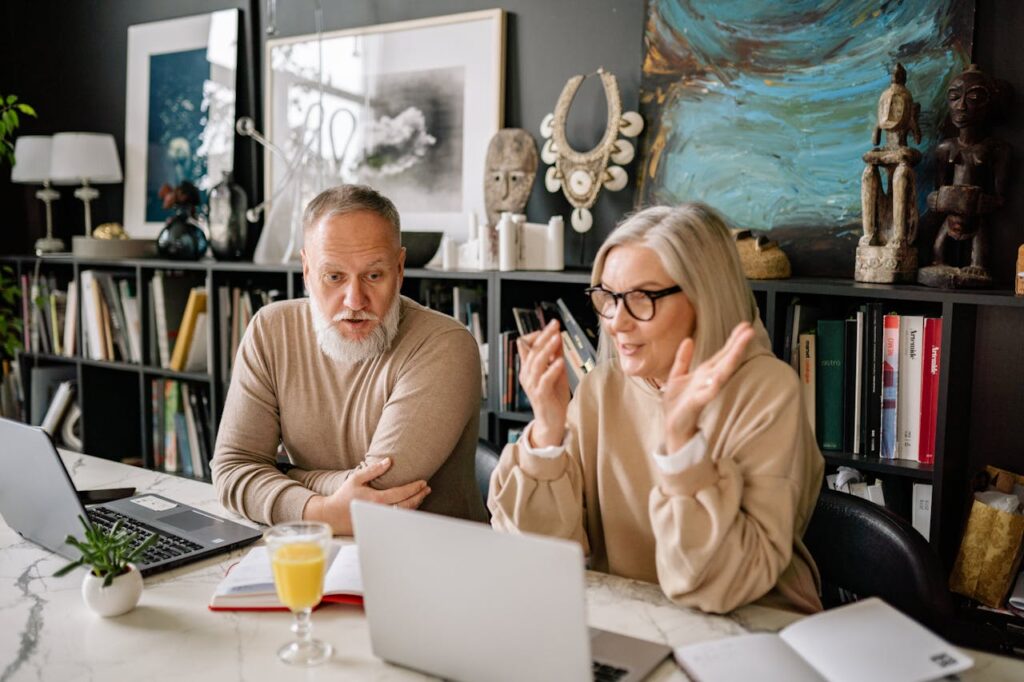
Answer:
[{"xmin": 488, "ymin": 203, "xmax": 824, "ymax": 614}]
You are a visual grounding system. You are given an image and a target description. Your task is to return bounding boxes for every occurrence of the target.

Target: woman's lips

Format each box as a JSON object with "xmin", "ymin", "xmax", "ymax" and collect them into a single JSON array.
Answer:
[{"xmin": 617, "ymin": 342, "xmax": 642, "ymax": 356}]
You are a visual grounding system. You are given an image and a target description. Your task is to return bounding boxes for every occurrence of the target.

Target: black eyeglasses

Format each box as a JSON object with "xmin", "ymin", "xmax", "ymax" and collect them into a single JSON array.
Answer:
[{"xmin": 584, "ymin": 285, "xmax": 682, "ymax": 322}]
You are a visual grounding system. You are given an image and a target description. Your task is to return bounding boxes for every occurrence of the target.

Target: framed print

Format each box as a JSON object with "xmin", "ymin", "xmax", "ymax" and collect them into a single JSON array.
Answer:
[
  {"xmin": 125, "ymin": 9, "xmax": 239, "ymax": 237},
  {"xmin": 264, "ymin": 9, "xmax": 505, "ymax": 251}
]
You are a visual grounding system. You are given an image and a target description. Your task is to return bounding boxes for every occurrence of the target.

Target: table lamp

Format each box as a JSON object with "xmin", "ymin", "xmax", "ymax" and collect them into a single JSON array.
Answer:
[
  {"xmin": 49, "ymin": 133, "xmax": 123, "ymax": 237},
  {"xmin": 11, "ymin": 135, "xmax": 65, "ymax": 254}
]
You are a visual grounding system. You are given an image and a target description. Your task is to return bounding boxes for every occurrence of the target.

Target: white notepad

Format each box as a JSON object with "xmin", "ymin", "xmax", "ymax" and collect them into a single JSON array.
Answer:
[{"xmin": 674, "ymin": 598, "xmax": 972, "ymax": 682}]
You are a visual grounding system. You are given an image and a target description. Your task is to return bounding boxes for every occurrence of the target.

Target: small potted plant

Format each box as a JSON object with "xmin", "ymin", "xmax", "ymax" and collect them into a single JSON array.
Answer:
[{"xmin": 54, "ymin": 516, "xmax": 157, "ymax": 617}]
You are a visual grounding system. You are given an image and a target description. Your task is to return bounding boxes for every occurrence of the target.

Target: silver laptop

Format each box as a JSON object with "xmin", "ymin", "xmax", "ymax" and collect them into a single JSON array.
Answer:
[
  {"xmin": 0, "ymin": 418, "xmax": 261, "ymax": 575},
  {"xmin": 352, "ymin": 501, "xmax": 672, "ymax": 682}
]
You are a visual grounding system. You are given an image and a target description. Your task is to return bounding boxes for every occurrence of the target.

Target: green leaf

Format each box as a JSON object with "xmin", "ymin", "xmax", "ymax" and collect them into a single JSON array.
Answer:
[
  {"xmin": 5, "ymin": 95, "xmax": 15, "ymax": 105},
  {"xmin": 17, "ymin": 103, "xmax": 36, "ymax": 117}
]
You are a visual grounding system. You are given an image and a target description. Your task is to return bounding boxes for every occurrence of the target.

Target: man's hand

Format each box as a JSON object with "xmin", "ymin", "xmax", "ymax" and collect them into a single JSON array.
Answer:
[{"xmin": 303, "ymin": 457, "xmax": 430, "ymax": 535}]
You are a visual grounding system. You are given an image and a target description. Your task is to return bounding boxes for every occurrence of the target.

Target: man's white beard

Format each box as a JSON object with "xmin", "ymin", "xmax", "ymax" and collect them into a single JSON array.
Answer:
[{"xmin": 309, "ymin": 294, "xmax": 401, "ymax": 364}]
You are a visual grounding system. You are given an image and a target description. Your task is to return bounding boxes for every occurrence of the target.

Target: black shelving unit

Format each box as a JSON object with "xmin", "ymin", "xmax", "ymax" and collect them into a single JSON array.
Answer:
[{"xmin": 7, "ymin": 256, "xmax": 1024, "ymax": 577}]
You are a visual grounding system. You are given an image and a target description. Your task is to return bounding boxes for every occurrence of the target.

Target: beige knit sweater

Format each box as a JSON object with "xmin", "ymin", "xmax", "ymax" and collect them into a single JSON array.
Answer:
[
  {"xmin": 488, "ymin": 325, "xmax": 824, "ymax": 614},
  {"xmin": 212, "ymin": 296, "xmax": 486, "ymax": 526}
]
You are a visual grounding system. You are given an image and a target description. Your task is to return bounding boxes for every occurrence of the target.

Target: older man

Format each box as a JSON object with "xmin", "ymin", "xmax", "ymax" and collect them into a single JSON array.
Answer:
[{"xmin": 212, "ymin": 185, "xmax": 486, "ymax": 533}]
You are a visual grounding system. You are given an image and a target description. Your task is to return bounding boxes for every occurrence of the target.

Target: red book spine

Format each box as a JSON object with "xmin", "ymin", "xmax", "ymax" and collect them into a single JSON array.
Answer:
[{"xmin": 918, "ymin": 318, "xmax": 942, "ymax": 464}]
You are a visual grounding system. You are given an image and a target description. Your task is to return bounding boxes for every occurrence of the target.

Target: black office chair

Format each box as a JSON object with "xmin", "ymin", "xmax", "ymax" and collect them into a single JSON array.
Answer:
[
  {"xmin": 475, "ymin": 439, "xmax": 501, "ymax": 513},
  {"xmin": 803, "ymin": 489, "xmax": 955, "ymax": 633}
]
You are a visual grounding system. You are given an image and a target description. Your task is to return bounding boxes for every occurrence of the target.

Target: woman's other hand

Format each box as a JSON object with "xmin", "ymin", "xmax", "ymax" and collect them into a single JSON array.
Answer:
[
  {"xmin": 662, "ymin": 322, "xmax": 755, "ymax": 453},
  {"xmin": 517, "ymin": 320, "xmax": 571, "ymax": 448}
]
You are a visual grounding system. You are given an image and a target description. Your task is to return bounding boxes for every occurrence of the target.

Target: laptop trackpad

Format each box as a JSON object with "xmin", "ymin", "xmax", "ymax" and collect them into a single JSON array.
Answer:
[{"xmin": 162, "ymin": 509, "xmax": 219, "ymax": 531}]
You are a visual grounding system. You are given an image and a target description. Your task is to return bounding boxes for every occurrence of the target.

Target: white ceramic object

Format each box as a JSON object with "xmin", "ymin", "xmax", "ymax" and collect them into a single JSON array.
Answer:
[{"xmin": 81, "ymin": 564, "xmax": 143, "ymax": 617}]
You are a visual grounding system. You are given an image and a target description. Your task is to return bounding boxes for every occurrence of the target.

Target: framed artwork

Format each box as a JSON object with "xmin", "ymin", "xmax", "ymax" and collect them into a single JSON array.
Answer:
[
  {"xmin": 264, "ymin": 9, "xmax": 505, "ymax": 249},
  {"xmin": 636, "ymin": 0, "xmax": 974, "ymax": 275},
  {"xmin": 124, "ymin": 9, "xmax": 240, "ymax": 237}
]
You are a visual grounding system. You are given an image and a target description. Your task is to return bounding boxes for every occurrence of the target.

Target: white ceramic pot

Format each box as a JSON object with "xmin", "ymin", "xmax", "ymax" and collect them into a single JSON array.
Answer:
[{"xmin": 81, "ymin": 564, "xmax": 143, "ymax": 617}]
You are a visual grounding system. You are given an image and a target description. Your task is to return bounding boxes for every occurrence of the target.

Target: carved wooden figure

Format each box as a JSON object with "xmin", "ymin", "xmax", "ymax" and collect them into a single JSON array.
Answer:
[
  {"xmin": 918, "ymin": 64, "xmax": 1012, "ymax": 289},
  {"xmin": 484, "ymin": 129, "xmax": 538, "ymax": 228},
  {"xmin": 855, "ymin": 64, "xmax": 922, "ymax": 283}
]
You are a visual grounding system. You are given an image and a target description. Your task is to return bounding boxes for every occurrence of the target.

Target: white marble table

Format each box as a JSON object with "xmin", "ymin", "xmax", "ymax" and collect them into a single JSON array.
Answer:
[{"xmin": 2, "ymin": 451, "xmax": 1021, "ymax": 681}]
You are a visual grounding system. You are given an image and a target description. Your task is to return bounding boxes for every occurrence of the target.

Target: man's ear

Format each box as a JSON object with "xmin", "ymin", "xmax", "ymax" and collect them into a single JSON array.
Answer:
[
  {"xmin": 300, "ymin": 248, "xmax": 310, "ymax": 287},
  {"xmin": 397, "ymin": 246, "xmax": 407, "ymax": 284}
]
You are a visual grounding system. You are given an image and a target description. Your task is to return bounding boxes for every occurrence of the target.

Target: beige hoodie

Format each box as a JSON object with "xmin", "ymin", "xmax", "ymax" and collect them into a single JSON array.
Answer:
[{"xmin": 488, "ymin": 324, "xmax": 824, "ymax": 614}]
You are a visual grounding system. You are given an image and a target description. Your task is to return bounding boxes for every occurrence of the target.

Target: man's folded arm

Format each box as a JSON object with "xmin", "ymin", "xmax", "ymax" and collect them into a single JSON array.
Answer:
[
  {"xmin": 211, "ymin": 313, "xmax": 330, "ymax": 524},
  {"xmin": 362, "ymin": 327, "xmax": 482, "ymax": 488}
]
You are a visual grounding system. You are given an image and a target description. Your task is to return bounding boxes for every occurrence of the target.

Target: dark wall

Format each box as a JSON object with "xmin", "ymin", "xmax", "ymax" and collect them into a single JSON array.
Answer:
[
  {"xmin": 0, "ymin": 0, "xmax": 645, "ymax": 266},
  {"xmin": 1, "ymin": 0, "xmax": 1021, "ymax": 278}
]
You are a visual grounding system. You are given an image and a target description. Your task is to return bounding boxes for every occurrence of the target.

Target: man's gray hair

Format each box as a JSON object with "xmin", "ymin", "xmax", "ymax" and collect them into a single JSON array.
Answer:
[{"xmin": 302, "ymin": 184, "xmax": 401, "ymax": 240}]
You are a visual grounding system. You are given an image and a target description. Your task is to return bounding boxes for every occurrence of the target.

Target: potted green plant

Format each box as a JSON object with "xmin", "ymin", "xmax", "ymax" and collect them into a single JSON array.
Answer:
[{"xmin": 54, "ymin": 516, "xmax": 157, "ymax": 616}]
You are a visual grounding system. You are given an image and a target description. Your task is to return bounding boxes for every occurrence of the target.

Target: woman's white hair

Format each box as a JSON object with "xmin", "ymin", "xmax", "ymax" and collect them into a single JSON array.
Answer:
[{"xmin": 591, "ymin": 202, "xmax": 757, "ymax": 367}]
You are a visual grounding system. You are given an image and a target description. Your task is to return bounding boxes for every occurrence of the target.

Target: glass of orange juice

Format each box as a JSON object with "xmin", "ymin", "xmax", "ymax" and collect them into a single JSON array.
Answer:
[{"xmin": 265, "ymin": 521, "xmax": 333, "ymax": 665}]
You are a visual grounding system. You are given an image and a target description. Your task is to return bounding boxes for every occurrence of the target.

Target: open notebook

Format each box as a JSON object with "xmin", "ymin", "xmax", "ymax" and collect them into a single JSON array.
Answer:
[
  {"xmin": 209, "ymin": 544, "xmax": 363, "ymax": 611},
  {"xmin": 674, "ymin": 598, "xmax": 972, "ymax": 682}
]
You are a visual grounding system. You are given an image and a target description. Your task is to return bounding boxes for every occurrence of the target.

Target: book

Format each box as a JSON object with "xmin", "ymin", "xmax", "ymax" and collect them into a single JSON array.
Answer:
[
  {"xmin": 897, "ymin": 315, "xmax": 924, "ymax": 461},
  {"xmin": 29, "ymin": 365, "xmax": 77, "ymax": 426},
  {"xmin": 843, "ymin": 316, "xmax": 859, "ymax": 454},
  {"xmin": 913, "ymin": 483, "xmax": 932, "ymax": 541},
  {"xmin": 184, "ymin": 312, "xmax": 209, "ymax": 373},
  {"xmin": 118, "ymin": 278, "xmax": 142, "ymax": 363},
  {"xmin": 40, "ymin": 380, "xmax": 75, "ymax": 436},
  {"xmin": 170, "ymin": 287, "xmax": 208, "ymax": 372},
  {"xmin": 861, "ymin": 303, "xmax": 884, "ymax": 457},
  {"xmin": 152, "ymin": 272, "xmax": 193, "ymax": 369},
  {"xmin": 556, "ymin": 298, "xmax": 597, "ymax": 373},
  {"xmin": 798, "ymin": 332, "xmax": 816, "ymax": 433},
  {"xmin": 918, "ymin": 318, "xmax": 942, "ymax": 464},
  {"xmin": 815, "ymin": 319, "xmax": 845, "ymax": 451},
  {"xmin": 880, "ymin": 314, "xmax": 901, "ymax": 459},
  {"xmin": 80, "ymin": 271, "xmax": 106, "ymax": 361},
  {"xmin": 209, "ymin": 544, "xmax": 363, "ymax": 611},
  {"xmin": 674, "ymin": 597, "xmax": 972, "ymax": 682},
  {"xmin": 62, "ymin": 281, "xmax": 77, "ymax": 358}
]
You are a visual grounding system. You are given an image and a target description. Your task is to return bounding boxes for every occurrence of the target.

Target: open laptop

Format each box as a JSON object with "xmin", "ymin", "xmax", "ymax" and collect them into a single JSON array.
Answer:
[
  {"xmin": 352, "ymin": 501, "xmax": 672, "ymax": 682},
  {"xmin": 0, "ymin": 418, "xmax": 261, "ymax": 576}
]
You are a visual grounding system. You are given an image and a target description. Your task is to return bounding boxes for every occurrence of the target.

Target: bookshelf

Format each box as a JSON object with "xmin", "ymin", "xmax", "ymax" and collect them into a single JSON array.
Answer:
[{"xmin": 6, "ymin": 257, "xmax": 1024, "ymax": 570}]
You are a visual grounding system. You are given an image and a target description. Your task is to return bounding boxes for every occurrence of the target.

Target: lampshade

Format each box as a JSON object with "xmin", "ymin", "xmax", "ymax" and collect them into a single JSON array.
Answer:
[
  {"xmin": 49, "ymin": 133, "xmax": 123, "ymax": 185},
  {"xmin": 10, "ymin": 135, "xmax": 53, "ymax": 183}
]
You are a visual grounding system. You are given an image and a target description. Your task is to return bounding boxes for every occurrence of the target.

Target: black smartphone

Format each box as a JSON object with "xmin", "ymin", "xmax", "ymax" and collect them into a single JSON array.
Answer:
[{"xmin": 77, "ymin": 487, "xmax": 136, "ymax": 505}]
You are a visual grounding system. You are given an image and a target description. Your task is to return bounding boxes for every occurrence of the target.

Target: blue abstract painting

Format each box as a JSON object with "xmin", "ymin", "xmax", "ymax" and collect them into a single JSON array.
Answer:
[
  {"xmin": 638, "ymin": 0, "xmax": 974, "ymax": 275},
  {"xmin": 146, "ymin": 48, "xmax": 209, "ymax": 222}
]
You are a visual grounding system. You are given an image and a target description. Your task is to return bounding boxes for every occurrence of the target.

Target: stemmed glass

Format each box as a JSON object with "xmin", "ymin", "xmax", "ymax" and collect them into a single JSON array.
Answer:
[{"xmin": 265, "ymin": 521, "xmax": 333, "ymax": 665}]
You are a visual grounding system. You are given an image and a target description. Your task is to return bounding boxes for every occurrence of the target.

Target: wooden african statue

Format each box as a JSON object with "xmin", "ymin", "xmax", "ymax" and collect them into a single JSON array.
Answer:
[
  {"xmin": 855, "ymin": 63, "xmax": 922, "ymax": 283},
  {"xmin": 918, "ymin": 64, "xmax": 1012, "ymax": 289}
]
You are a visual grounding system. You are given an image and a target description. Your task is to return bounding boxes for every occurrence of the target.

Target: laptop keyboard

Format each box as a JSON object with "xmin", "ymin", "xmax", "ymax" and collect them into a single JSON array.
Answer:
[
  {"xmin": 593, "ymin": 661, "xmax": 629, "ymax": 682},
  {"xmin": 87, "ymin": 507, "xmax": 202, "ymax": 565}
]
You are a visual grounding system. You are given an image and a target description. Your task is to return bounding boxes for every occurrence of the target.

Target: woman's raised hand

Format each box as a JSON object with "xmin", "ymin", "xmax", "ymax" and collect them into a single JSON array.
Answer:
[
  {"xmin": 517, "ymin": 320, "xmax": 571, "ymax": 448},
  {"xmin": 662, "ymin": 322, "xmax": 755, "ymax": 454}
]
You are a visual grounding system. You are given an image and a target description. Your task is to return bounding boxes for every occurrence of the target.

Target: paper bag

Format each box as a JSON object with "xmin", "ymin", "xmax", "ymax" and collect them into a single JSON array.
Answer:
[{"xmin": 949, "ymin": 466, "xmax": 1024, "ymax": 608}]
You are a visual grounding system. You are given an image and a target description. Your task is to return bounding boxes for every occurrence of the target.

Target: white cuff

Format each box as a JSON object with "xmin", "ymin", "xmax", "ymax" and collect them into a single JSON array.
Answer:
[
  {"xmin": 521, "ymin": 421, "xmax": 568, "ymax": 459},
  {"xmin": 652, "ymin": 431, "xmax": 708, "ymax": 474}
]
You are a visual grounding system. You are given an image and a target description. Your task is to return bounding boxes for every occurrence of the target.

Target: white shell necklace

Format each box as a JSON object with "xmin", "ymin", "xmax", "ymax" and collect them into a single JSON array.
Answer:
[{"xmin": 540, "ymin": 68, "xmax": 644, "ymax": 233}]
